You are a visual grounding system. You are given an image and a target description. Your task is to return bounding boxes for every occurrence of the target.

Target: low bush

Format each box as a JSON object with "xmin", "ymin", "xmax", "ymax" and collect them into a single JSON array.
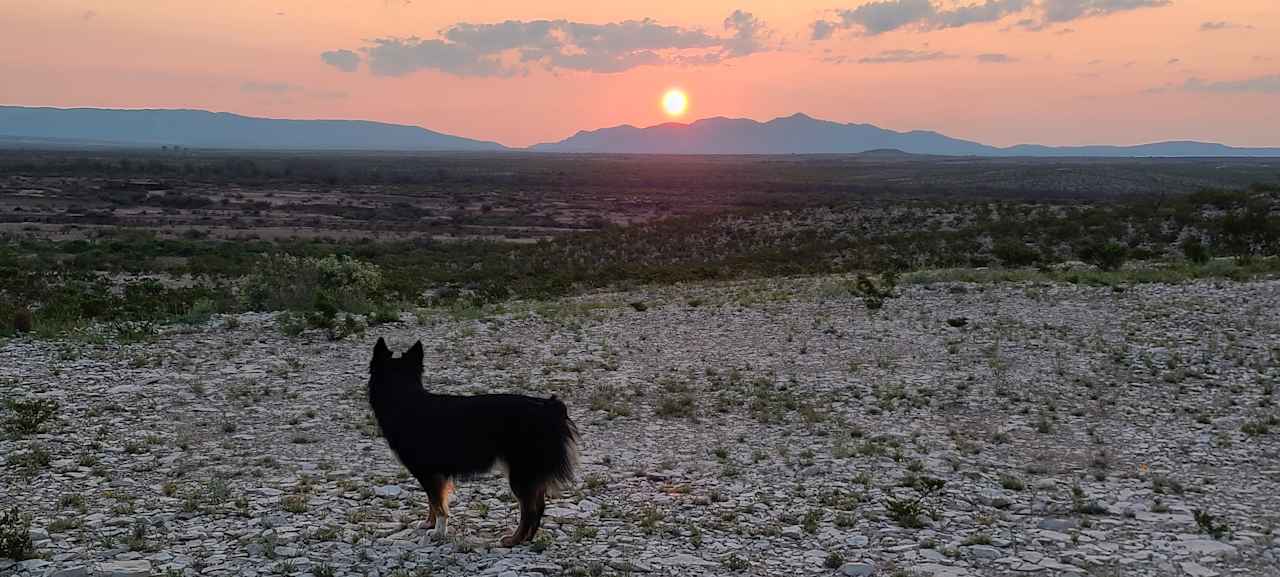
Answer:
[{"xmin": 242, "ymin": 254, "xmax": 384, "ymax": 315}]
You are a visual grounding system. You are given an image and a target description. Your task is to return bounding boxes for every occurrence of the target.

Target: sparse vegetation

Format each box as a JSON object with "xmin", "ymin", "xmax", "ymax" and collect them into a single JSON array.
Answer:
[
  {"xmin": 1194, "ymin": 509, "xmax": 1231, "ymax": 540},
  {"xmin": 3, "ymin": 398, "xmax": 58, "ymax": 437},
  {"xmin": 0, "ymin": 507, "xmax": 34, "ymax": 560}
]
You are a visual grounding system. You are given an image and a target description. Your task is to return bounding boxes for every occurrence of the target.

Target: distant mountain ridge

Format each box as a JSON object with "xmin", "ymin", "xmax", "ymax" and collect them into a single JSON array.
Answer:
[
  {"xmin": 532, "ymin": 113, "xmax": 1280, "ymax": 157},
  {"xmin": 2, "ymin": 106, "xmax": 1277, "ymax": 156},
  {"xmin": 0, "ymin": 106, "xmax": 506, "ymax": 151}
]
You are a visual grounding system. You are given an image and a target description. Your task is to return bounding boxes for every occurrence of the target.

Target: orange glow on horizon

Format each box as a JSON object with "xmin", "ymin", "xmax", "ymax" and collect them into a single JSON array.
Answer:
[{"xmin": 1, "ymin": 0, "xmax": 1277, "ymax": 147}]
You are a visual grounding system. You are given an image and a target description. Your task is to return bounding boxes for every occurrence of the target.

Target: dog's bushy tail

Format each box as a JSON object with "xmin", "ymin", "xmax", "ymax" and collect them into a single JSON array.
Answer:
[{"xmin": 546, "ymin": 395, "xmax": 579, "ymax": 489}]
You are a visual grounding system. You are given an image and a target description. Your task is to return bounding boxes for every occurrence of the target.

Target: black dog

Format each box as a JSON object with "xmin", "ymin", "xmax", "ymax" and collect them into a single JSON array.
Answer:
[{"xmin": 367, "ymin": 338, "xmax": 578, "ymax": 546}]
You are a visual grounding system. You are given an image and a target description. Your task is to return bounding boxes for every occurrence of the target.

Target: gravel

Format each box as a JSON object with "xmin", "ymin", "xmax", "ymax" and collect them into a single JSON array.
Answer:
[{"xmin": 2, "ymin": 275, "xmax": 1279, "ymax": 576}]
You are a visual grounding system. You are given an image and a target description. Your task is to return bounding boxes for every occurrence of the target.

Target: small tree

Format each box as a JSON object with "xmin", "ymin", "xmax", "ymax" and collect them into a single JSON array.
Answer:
[
  {"xmin": 850, "ymin": 271, "xmax": 898, "ymax": 311},
  {"xmin": 1079, "ymin": 242, "xmax": 1127, "ymax": 272},
  {"xmin": 1181, "ymin": 236, "xmax": 1210, "ymax": 265}
]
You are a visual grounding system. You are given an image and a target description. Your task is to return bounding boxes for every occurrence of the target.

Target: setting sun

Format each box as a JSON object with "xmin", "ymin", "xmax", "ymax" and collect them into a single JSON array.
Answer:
[{"xmin": 662, "ymin": 89, "xmax": 688, "ymax": 118}]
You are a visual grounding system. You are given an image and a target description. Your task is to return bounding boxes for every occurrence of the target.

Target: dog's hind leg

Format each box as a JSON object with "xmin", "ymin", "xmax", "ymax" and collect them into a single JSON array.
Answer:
[{"xmin": 500, "ymin": 478, "xmax": 547, "ymax": 547}]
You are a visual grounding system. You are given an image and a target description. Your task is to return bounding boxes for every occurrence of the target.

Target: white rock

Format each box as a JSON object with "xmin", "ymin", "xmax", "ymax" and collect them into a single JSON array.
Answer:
[
  {"xmin": 1180, "ymin": 561, "xmax": 1219, "ymax": 577},
  {"xmin": 840, "ymin": 562, "xmax": 874, "ymax": 577},
  {"xmin": 95, "ymin": 560, "xmax": 152, "ymax": 577}
]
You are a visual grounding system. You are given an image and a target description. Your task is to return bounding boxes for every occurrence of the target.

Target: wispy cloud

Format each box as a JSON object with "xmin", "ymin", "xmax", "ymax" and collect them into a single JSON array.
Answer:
[
  {"xmin": 1182, "ymin": 74, "xmax": 1280, "ymax": 94},
  {"xmin": 1040, "ymin": 0, "xmax": 1169, "ymax": 24},
  {"xmin": 1148, "ymin": 74, "xmax": 1280, "ymax": 94},
  {"xmin": 812, "ymin": 0, "xmax": 1170, "ymax": 38},
  {"xmin": 723, "ymin": 10, "xmax": 771, "ymax": 57},
  {"xmin": 325, "ymin": 11, "xmax": 771, "ymax": 78},
  {"xmin": 1199, "ymin": 20, "xmax": 1252, "ymax": 31},
  {"xmin": 859, "ymin": 49, "xmax": 953, "ymax": 63},
  {"xmin": 813, "ymin": 0, "xmax": 1029, "ymax": 38},
  {"xmin": 976, "ymin": 52, "xmax": 1017, "ymax": 63},
  {"xmin": 321, "ymin": 49, "xmax": 361, "ymax": 72}
]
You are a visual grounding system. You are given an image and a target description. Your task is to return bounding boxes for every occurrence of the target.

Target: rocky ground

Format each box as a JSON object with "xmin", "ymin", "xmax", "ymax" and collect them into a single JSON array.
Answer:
[{"xmin": 2, "ymin": 275, "xmax": 1279, "ymax": 577}]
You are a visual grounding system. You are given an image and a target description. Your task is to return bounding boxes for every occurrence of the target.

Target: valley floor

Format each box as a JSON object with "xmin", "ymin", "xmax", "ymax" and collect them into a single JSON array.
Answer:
[{"xmin": 3, "ymin": 275, "xmax": 1280, "ymax": 577}]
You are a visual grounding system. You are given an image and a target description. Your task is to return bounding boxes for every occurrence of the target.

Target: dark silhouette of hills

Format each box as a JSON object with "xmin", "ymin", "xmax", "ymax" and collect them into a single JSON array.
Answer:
[
  {"xmin": 531, "ymin": 113, "xmax": 1280, "ymax": 157},
  {"xmin": 2, "ymin": 106, "xmax": 1277, "ymax": 156},
  {"xmin": 0, "ymin": 106, "xmax": 506, "ymax": 151}
]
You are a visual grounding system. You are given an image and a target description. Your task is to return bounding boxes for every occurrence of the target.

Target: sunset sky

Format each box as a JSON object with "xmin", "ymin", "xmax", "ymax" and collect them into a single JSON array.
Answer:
[{"xmin": 2, "ymin": 0, "xmax": 1277, "ymax": 147}]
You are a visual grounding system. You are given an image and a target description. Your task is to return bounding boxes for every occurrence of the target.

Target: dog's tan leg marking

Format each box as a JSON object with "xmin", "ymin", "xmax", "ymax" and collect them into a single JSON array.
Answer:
[
  {"xmin": 431, "ymin": 480, "xmax": 455, "ymax": 539},
  {"xmin": 419, "ymin": 475, "xmax": 452, "ymax": 540}
]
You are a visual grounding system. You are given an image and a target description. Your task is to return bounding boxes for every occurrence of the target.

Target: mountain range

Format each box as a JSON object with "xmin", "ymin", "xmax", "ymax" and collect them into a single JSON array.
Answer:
[
  {"xmin": 532, "ymin": 113, "xmax": 1280, "ymax": 157},
  {"xmin": 0, "ymin": 106, "xmax": 505, "ymax": 151},
  {"xmin": 3, "ymin": 106, "xmax": 1278, "ymax": 157}
]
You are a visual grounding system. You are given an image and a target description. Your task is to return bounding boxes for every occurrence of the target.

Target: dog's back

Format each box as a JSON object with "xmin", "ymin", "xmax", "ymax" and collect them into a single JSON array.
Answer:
[{"xmin": 375, "ymin": 389, "xmax": 578, "ymax": 486}]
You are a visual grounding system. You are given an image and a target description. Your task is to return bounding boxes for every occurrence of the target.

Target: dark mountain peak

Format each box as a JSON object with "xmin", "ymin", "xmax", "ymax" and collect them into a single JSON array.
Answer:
[
  {"xmin": 532, "ymin": 113, "xmax": 994, "ymax": 155},
  {"xmin": 778, "ymin": 112, "xmax": 815, "ymax": 121},
  {"xmin": 857, "ymin": 148, "xmax": 919, "ymax": 158}
]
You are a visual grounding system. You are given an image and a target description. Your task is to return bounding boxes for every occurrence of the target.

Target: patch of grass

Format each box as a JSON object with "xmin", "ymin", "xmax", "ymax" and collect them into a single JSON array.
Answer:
[
  {"xmin": 276, "ymin": 311, "xmax": 307, "ymax": 337},
  {"xmin": 3, "ymin": 398, "xmax": 58, "ymax": 437},
  {"xmin": 1151, "ymin": 475, "xmax": 1184, "ymax": 495},
  {"xmin": 58, "ymin": 494, "xmax": 86, "ymax": 511},
  {"xmin": 1242, "ymin": 416, "xmax": 1277, "ymax": 436},
  {"xmin": 802, "ymin": 510, "xmax": 821, "ymax": 534},
  {"xmin": 126, "ymin": 518, "xmax": 149, "ymax": 552},
  {"xmin": 962, "ymin": 532, "xmax": 992, "ymax": 546},
  {"xmin": 588, "ymin": 385, "xmax": 633, "ymax": 418},
  {"xmin": 1194, "ymin": 509, "xmax": 1231, "ymax": 540},
  {"xmin": 47, "ymin": 516, "xmax": 83, "ymax": 532},
  {"xmin": 7, "ymin": 443, "xmax": 52, "ymax": 472},
  {"xmin": 654, "ymin": 378, "xmax": 696, "ymax": 419},
  {"xmin": 0, "ymin": 507, "xmax": 34, "ymax": 560},
  {"xmin": 723, "ymin": 554, "xmax": 750, "ymax": 572},
  {"xmin": 282, "ymin": 495, "xmax": 308, "ymax": 513},
  {"xmin": 999, "ymin": 475, "xmax": 1026, "ymax": 491},
  {"xmin": 529, "ymin": 532, "xmax": 554, "ymax": 553},
  {"xmin": 885, "ymin": 476, "xmax": 945, "ymax": 529}
]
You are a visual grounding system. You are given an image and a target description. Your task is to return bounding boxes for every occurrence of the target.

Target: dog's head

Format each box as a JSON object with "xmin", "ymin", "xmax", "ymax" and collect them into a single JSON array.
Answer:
[{"xmin": 369, "ymin": 337, "xmax": 424, "ymax": 389}]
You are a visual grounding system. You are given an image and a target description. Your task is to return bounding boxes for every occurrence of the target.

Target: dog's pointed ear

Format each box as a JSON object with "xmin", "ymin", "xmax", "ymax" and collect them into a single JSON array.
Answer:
[
  {"xmin": 372, "ymin": 337, "xmax": 392, "ymax": 363},
  {"xmin": 405, "ymin": 340, "xmax": 424, "ymax": 369}
]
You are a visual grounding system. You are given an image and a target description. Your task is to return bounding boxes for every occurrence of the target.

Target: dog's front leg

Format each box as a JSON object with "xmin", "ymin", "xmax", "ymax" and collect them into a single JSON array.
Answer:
[{"xmin": 420, "ymin": 478, "xmax": 453, "ymax": 543}]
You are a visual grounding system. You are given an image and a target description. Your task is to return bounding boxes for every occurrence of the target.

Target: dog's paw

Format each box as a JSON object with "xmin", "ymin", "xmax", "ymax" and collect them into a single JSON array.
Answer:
[
  {"xmin": 432, "ymin": 518, "xmax": 449, "ymax": 539},
  {"xmin": 498, "ymin": 534, "xmax": 520, "ymax": 548}
]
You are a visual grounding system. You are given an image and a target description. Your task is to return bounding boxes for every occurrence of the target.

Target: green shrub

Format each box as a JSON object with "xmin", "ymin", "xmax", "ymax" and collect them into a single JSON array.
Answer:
[
  {"xmin": 993, "ymin": 240, "xmax": 1040, "ymax": 268},
  {"xmin": 1193, "ymin": 509, "xmax": 1231, "ymax": 540},
  {"xmin": 3, "ymin": 398, "xmax": 58, "ymax": 437},
  {"xmin": 0, "ymin": 302, "xmax": 32, "ymax": 336},
  {"xmin": 370, "ymin": 304, "xmax": 401, "ymax": 325},
  {"xmin": 654, "ymin": 379, "xmax": 696, "ymax": 419},
  {"xmin": 1079, "ymin": 242, "xmax": 1128, "ymax": 272},
  {"xmin": 327, "ymin": 314, "xmax": 367, "ymax": 341},
  {"xmin": 242, "ymin": 254, "xmax": 383, "ymax": 314},
  {"xmin": 276, "ymin": 312, "xmax": 307, "ymax": 337},
  {"xmin": 1181, "ymin": 236, "xmax": 1210, "ymax": 264},
  {"xmin": 0, "ymin": 507, "xmax": 34, "ymax": 560},
  {"xmin": 850, "ymin": 271, "xmax": 898, "ymax": 311},
  {"xmin": 179, "ymin": 298, "xmax": 219, "ymax": 325},
  {"xmin": 885, "ymin": 476, "xmax": 945, "ymax": 529}
]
